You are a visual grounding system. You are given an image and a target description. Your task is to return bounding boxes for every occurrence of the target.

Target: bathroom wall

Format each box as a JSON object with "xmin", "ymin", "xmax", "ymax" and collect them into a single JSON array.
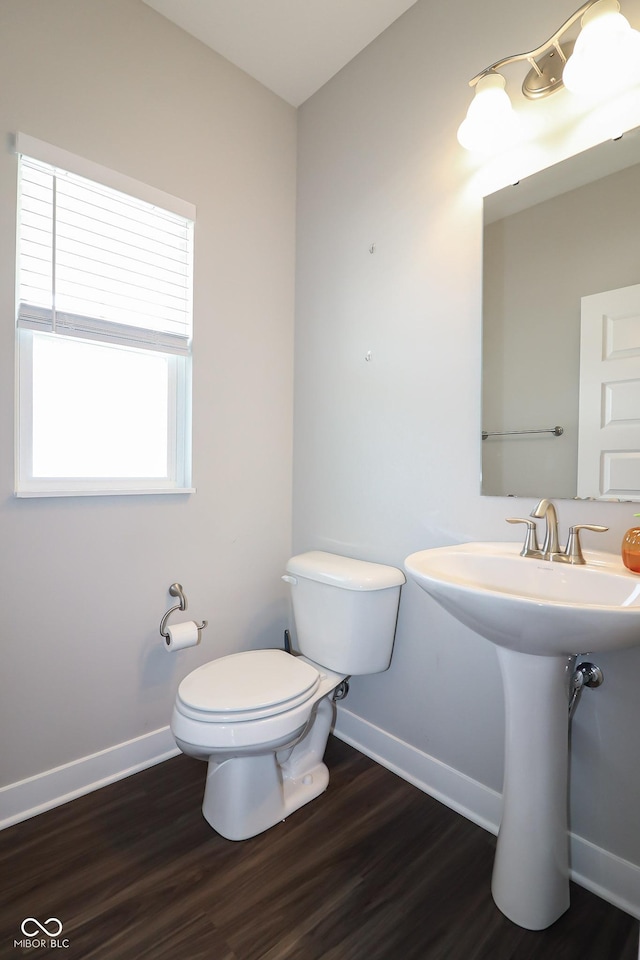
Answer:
[
  {"xmin": 0, "ymin": 0, "xmax": 295, "ymax": 800},
  {"xmin": 295, "ymin": 0, "xmax": 640, "ymax": 913}
]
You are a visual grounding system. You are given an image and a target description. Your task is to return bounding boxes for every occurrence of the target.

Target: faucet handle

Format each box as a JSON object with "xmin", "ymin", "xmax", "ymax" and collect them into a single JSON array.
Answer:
[
  {"xmin": 564, "ymin": 524, "xmax": 608, "ymax": 565},
  {"xmin": 506, "ymin": 517, "xmax": 540, "ymax": 557}
]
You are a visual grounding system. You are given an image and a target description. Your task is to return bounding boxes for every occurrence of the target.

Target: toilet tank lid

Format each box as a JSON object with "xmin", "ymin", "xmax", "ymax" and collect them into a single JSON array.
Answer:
[{"xmin": 286, "ymin": 551, "xmax": 405, "ymax": 590}]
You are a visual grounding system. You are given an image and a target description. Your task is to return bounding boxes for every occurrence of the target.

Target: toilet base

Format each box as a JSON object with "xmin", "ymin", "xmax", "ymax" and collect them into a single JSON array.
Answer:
[{"xmin": 201, "ymin": 696, "xmax": 334, "ymax": 841}]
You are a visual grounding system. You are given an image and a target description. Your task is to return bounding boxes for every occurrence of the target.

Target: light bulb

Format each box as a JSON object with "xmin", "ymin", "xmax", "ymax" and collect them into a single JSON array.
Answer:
[
  {"xmin": 563, "ymin": 0, "xmax": 640, "ymax": 97},
  {"xmin": 457, "ymin": 74, "xmax": 521, "ymax": 154}
]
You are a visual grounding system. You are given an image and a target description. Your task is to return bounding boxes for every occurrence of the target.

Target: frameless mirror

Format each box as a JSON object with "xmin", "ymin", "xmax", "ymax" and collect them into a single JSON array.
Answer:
[{"xmin": 482, "ymin": 126, "xmax": 640, "ymax": 499}]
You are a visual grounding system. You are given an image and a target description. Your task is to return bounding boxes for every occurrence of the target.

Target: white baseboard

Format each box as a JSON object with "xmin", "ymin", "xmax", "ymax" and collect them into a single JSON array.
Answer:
[
  {"xmin": 334, "ymin": 705, "xmax": 640, "ymax": 920},
  {"xmin": 0, "ymin": 726, "xmax": 180, "ymax": 831}
]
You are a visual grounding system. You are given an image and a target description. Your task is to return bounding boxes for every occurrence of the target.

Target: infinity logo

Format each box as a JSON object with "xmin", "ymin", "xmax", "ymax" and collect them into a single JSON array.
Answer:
[{"xmin": 21, "ymin": 917, "xmax": 63, "ymax": 937}]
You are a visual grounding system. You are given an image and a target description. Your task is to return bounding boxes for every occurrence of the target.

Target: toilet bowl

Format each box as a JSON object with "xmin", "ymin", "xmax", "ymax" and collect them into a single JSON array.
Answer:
[
  {"xmin": 170, "ymin": 551, "xmax": 405, "ymax": 841},
  {"xmin": 171, "ymin": 648, "xmax": 344, "ymax": 840}
]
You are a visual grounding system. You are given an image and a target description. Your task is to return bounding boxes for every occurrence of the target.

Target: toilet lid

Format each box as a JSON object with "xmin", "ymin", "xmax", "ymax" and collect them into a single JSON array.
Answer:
[{"xmin": 176, "ymin": 649, "xmax": 321, "ymax": 722}]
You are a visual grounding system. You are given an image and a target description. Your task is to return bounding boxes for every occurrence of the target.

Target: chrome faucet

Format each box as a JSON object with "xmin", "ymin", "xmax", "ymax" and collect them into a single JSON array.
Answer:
[
  {"xmin": 530, "ymin": 498, "xmax": 561, "ymax": 560},
  {"xmin": 507, "ymin": 498, "xmax": 608, "ymax": 564}
]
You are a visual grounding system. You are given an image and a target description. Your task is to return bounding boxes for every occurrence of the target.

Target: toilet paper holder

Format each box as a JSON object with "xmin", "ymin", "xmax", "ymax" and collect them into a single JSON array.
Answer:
[{"xmin": 159, "ymin": 582, "xmax": 208, "ymax": 640}]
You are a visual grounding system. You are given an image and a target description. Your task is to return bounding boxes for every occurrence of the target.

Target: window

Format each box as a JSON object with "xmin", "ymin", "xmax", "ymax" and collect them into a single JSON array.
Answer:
[{"xmin": 15, "ymin": 134, "xmax": 195, "ymax": 496}]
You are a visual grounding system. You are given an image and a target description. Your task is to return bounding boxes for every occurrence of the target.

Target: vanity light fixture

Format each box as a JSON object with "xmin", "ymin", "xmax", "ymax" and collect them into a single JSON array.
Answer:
[{"xmin": 457, "ymin": 0, "xmax": 640, "ymax": 153}]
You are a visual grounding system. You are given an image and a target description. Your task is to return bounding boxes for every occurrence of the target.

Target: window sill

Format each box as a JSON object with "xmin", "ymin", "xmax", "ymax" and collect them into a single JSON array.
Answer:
[{"xmin": 15, "ymin": 488, "xmax": 196, "ymax": 498}]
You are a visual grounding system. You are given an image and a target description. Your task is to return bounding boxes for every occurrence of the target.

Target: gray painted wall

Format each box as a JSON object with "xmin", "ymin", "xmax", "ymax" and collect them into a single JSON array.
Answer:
[
  {"xmin": 295, "ymin": 0, "xmax": 640, "ymax": 875},
  {"xmin": 0, "ymin": 0, "xmax": 296, "ymax": 785}
]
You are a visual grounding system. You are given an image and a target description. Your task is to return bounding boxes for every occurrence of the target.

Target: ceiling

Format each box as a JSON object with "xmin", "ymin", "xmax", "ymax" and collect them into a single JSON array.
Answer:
[{"xmin": 141, "ymin": 0, "xmax": 419, "ymax": 107}]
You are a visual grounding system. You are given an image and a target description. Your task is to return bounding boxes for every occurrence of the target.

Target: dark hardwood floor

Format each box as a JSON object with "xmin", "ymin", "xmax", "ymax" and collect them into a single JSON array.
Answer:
[{"xmin": 1, "ymin": 737, "xmax": 637, "ymax": 960}]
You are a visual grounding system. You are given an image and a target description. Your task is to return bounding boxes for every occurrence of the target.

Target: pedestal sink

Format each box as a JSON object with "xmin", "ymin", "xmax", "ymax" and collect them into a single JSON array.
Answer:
[{"xmin": 404, "ymin": 541, "xmax": 640, "ymax": 930}]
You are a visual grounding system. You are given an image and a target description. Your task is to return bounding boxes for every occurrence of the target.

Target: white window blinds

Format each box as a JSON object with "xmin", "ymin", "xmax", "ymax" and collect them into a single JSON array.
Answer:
[{"xmin": 17, "ymin": 150, "xmax": 194, "ymax": 356}]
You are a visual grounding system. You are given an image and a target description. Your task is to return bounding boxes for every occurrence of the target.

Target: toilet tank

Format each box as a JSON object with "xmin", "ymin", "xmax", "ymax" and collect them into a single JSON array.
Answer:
[{"xmin": 284, "ymin": 551, "xmax": 405, "ymax": 675}]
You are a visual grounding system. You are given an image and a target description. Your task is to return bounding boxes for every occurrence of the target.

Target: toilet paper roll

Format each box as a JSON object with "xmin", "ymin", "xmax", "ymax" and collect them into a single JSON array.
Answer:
[{"xmin": 164, "ymin": 620, "xmax": 200, "ymax": 652}]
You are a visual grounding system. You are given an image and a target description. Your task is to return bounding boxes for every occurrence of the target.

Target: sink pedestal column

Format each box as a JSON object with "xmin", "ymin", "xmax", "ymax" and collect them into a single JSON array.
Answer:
[{"xmin": 492, "ymin": 648, "xmax": 572, "ymax": 930}]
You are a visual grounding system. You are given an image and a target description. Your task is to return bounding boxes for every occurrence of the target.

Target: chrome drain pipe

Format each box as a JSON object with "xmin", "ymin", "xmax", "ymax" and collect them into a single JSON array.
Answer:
[{"xmin": 569, "ymin": 661, "xmax": 604, "ymax": 719}]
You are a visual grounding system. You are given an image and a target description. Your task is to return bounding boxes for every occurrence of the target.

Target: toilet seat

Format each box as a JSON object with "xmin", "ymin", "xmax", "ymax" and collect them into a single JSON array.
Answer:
[{"xmin": 175, "ymin": 649, "xmax": 321, "ymax": 723}]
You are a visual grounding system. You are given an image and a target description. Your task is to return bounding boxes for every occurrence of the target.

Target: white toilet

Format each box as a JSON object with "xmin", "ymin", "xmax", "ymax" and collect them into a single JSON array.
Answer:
[{"xmin": 170, "ymin": 550, "xmax": 405, "ymax": 840}]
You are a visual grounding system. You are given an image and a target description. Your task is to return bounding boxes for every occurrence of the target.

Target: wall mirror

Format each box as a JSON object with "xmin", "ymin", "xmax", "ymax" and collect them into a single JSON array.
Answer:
[{"xmin": 481, "ymin": 126, "xmax": 640, "ymax": 500}]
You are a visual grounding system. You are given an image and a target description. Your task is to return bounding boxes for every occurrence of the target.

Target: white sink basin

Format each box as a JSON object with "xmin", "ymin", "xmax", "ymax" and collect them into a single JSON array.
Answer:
[
  {"xmin": 405, "ymin": 541, "xmax": 640, "ymax": 656},
  {"xmin": 405, "ymin": 540, "xmax": 640, "ymax": 931}
]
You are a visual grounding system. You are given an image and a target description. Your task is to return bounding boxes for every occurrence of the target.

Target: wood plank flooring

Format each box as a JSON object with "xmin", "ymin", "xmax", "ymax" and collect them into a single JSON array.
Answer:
[{"xmin": 0, "ymin": 737, "xmax": 637, "ymax": 960}]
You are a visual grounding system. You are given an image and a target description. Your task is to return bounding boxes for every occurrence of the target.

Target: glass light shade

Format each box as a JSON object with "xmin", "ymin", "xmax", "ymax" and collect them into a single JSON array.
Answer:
[
  {"xmin": 563, "ymin": 0, "xmax": 640, "ymax": 96},
  {"xmin": 457, "ymin": 74, "xmax": 521, "ymax": 154}
]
